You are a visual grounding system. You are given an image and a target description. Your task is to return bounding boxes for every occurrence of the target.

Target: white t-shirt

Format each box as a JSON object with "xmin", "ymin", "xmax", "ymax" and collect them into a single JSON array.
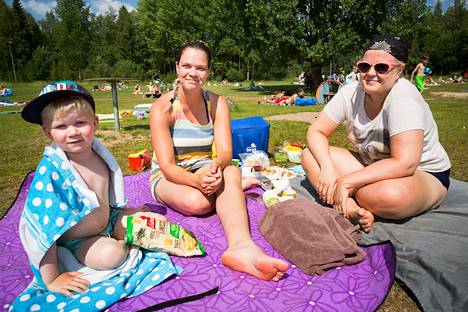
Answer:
[{"xmin": 323, "ymin": 78, "xmax": 451, "ymax": 172}]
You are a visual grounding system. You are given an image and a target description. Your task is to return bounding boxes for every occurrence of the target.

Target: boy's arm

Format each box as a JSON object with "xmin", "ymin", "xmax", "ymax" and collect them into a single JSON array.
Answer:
[
  {"xmin": 40, "ymin": 243, "xmax": 90, "ymax": 296},
  {"xmin": 39, "ymin": 242, "xmax": 60, "ymax": 285}
]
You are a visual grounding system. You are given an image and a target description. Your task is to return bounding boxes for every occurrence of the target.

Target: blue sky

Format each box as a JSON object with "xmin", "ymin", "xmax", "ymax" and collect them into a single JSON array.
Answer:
[
  {"xmin": 5, "ymin": 0, "xmax": 138, "ymax": 19},
  {"xmin": 6, "ymin": 0, "xmax": 454, "ymax": 20}
]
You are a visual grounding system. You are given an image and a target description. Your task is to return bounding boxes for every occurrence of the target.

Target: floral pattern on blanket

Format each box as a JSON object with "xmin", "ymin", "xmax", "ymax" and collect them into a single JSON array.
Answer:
[{"xmin": 0, "ymin": 172, "xmax": 395, "ymax": 312}]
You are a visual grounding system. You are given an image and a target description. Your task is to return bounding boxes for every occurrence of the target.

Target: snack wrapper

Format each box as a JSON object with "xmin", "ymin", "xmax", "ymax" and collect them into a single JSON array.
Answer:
[{"xmin": 125, "ymin": 214, "xmax": 205, "ymax": 257}]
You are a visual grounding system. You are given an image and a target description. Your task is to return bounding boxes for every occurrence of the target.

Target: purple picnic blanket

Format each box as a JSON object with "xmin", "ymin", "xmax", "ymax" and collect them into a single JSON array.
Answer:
[{"xmin": 0, "ymin": 172, "xmax": 395, "ymax": 311}]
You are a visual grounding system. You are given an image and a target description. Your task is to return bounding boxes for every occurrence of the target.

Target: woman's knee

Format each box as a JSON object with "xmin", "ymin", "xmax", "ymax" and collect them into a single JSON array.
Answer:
[
  {"xmin": 301, "ymin": 148, "xmax": 313, "ymax": 167},
  {"xmin": 222, "ymin": 165, "xmax": 241, "ymax": 181},
  {"xmin": 178, "ymin": 192, "xmax": 213, "ymax": 215},
  {"xmin": 356, "ymin": 183, "xmax": 412, "ymax": 218}
]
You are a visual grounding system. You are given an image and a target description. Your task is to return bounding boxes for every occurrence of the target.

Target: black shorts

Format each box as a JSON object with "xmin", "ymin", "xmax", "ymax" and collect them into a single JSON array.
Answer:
[{"xmin": 426, "ymin": 169, "xmax": 451, "ymax": 190}]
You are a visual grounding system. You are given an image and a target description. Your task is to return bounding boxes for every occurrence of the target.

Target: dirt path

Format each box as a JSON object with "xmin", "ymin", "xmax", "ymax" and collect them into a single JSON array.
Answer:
[
  {"xmin": 430, "ymin": 92, "xmax": 468, "ymax": 99},
  {"xmin": 265, "ymin": 111, "xmax": 320, "ymax": 123}
]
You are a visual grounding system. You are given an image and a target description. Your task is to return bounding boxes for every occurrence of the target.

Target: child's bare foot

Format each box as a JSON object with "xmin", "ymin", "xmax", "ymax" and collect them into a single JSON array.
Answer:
[
  {"xmin": 345, "ymin": 198, "xmax": 375, "ymax": 233},
  {"xmin": 241, "ymin": 177, "xmax": 260, "ymax": 190},
  {"xmin": 221, "ymin": 241, "xmax": 288, "ymax": 281}
]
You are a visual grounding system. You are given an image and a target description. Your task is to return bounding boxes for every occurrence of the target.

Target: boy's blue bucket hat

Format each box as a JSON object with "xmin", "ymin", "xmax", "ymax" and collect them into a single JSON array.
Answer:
[{"xmin": 22, "ymin": 80, "xmax": 95, "ymax": 125}]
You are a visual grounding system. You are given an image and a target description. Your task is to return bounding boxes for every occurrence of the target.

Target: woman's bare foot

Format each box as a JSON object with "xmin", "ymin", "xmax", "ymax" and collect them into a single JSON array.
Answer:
[
  {"xmin": 356, "ymin": 208, "xmax": 375, "ymax": 233},
  {"xmin": 221, "ymin": 241, "xmax": 288, "ymax": 281},
  {"xmin": 241, "ymin": 177, "xmax": 260, "ymax": 191},
  {"xmin": 345, "ymin": 198, "xmax": 375, "ymax": 233}
]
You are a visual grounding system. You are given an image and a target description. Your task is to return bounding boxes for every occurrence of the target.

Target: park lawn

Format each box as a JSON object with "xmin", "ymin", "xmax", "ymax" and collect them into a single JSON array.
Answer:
[
  {"xmin": 1, "ymin": 81, "xmax": 467, "ymax": 217},
  {"xmin": 0, "ymin": 80, "xmax": 466, "ymax": 311}
]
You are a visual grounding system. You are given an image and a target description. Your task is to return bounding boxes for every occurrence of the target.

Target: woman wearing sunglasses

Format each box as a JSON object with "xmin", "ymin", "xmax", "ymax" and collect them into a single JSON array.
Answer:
[{"xmin": 301, "ymin": 35, "xmax": 451, "ymax": 233}]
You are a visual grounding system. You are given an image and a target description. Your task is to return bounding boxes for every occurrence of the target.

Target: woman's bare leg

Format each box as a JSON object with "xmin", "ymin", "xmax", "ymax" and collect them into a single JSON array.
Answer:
[
  {"xmin": 301, "ymin": 146, "xmax": 364, "ymax": 192},
  {"xmin": 216, "ymin": 166, "xmax": 288, "ymax": 281},
  {"xmin": 153, "ymin": 166, "xmax": 287, "ymax": 280},
  {"xmin": 302, "ymin": 147, "xmax": 448, "ymax": 232},
  {"xmin": 301, "ymin": 146, "xmax": 375, "ymax": 230},
  {"xmin": 156, "ymin": 176, "xmax": 214, "ymax": 216},
  {"xmin": 353, "ymin": 171, "xmax": 447, "ymax": 229}
]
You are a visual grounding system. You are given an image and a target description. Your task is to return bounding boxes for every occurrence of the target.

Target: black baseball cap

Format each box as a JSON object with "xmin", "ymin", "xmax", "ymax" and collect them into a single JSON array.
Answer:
[
  {"xmin": 368, "ymin": 35, "xmax": 411, "ymax": 63},
  {"xmin": 21, "ymin": 80, "xmax": 95, "ymax": 125}
]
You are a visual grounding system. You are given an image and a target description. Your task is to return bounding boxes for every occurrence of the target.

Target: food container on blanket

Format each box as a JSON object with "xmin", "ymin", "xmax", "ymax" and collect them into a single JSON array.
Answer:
[
  {"xmin": 286, "ymin": 150, "xmax": 302, "ymax": 163},
  {"xmin": 239, "ymin": 150, "xmax": 270, "ymax": 169}
]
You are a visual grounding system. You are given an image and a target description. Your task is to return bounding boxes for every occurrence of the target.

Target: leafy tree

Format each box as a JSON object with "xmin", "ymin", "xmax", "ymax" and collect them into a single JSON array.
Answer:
[
  {"xmin": 296, "ymin": 0, "xmax": 394, "ymax": 89},
  {"xmin": 54, "ymin": 0, "xmax": 91, "ymax": 79},
  {"xmin": 441, "ymin": 0, "xmax": 467, "ymax": 74},
  {"xmin": 112, "ymin": 59, "xmax": 144, "ymax": 78},
  {"xmin": 7, "ymin": 0, "xmax": 42, "ymax": 81},
  {"xmin": 243, "ymin": 0, "xmax": 301, "ymax": 80},
  {"xmin": 93, "ymin": 9, "xmax": 120, "ymax": 68},
  {"xmin": 115, "ymin": 7, "xmax": 138, "ymax": 62},
  {"xmin": 421, "ymin": 0, "xmax": 467, "ymax": 75},
  {"xmin": 136, "ymin": 0, "xmax": 191, "ymax": 76},
  {"xmin": 1, "ymin": 0, "xmax": 465, "ymax": 84},
  {"xmin": 25, "ymin": 46, "xmax": 52, "ymax": 80},
  {"xmin": 0, "ymin": 0, "xmax": 11, "ymax": 80},
  {"xmin": 39, "ymin": 12, "xmax": 59, "ymax": 51},
  {"xmin": 378, "ymin": 0, "xmax": 428, "ymax": 68}
]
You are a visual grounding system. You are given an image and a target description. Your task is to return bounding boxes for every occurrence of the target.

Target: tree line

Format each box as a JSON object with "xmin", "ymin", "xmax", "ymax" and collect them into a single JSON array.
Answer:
[{"xmin": 0, "ymin": 0, "xmax": 466, "ymax": 89}]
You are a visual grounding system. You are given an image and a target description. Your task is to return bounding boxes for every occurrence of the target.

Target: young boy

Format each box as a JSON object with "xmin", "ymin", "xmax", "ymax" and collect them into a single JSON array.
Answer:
[
  {"xmin": 411, "ymin": 55, "xmax": 429, "ymax": 92},
  {"xmin": 15, "ymin": 81, "xmax": 180, "ymax": 310}
]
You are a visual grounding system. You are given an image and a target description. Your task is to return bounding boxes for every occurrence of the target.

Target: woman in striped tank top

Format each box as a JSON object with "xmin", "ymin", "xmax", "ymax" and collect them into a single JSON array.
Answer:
[{"xmin": 149, "ymin": 40, "xmax": 287, "ymax": 281}]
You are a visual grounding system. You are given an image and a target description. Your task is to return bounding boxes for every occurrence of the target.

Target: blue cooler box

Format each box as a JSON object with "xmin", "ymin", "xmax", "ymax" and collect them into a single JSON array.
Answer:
[{"xmin": 230, "ymin": 116, "xmax": 270, "ymax": 159}]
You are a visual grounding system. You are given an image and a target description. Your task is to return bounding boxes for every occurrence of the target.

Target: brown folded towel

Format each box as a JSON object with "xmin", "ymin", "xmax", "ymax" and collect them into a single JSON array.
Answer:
[{"xmin": 259, "ymin": 198, "xmax": 366, "ymax": 275}]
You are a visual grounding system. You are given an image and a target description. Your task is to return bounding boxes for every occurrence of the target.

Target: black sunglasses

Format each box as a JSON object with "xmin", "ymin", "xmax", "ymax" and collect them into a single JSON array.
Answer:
[{"xmin": 356, "ymin": 62, "xmax": 401, "ymax": 75}]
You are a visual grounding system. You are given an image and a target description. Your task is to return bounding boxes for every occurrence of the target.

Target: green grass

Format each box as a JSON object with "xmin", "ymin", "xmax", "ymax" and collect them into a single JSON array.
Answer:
[
  {"xmin": 0, "ymin": 80, "xmax": 466, "ymax": 311},
  {"xmin": 1, "ymin": 81, "xmax": 467, "ymax": 217}
]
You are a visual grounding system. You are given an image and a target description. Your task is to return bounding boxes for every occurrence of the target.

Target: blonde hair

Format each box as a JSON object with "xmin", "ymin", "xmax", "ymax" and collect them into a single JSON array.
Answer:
[
  {"xmin": 166, "ymin": 78, "xmax": 180, "ymax": 112},
  {"xmin": 41, "ymin": 96, "xmax": 95, "ymax": 127}
]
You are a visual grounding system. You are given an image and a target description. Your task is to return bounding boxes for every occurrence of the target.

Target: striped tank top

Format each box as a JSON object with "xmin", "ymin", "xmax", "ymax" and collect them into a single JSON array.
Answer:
[{"xmin": 150, "ymin": 92, "xmax": 214, "ymax": 189}]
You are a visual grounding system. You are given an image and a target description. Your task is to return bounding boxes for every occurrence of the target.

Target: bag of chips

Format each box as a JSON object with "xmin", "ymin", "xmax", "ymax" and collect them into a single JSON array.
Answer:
[{"xmin": 125, "ymin": 214, "xmax": 205, "ymax": 257}]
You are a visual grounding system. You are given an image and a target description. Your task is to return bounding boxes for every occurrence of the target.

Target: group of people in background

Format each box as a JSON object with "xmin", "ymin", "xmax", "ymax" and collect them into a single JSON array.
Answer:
[{"xmin": 259, "ymin": 88, "xmax": 309, "ymax": 106}]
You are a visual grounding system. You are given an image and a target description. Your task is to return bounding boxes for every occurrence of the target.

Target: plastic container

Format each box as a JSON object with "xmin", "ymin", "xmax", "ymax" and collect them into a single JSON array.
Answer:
[
  {"xmin": 231, "ymin": 116, "xmax": 270, "ymax": 159},
  {"xmin": 287, "ymin": 150, "xmax": 302, "ymax": 163}
]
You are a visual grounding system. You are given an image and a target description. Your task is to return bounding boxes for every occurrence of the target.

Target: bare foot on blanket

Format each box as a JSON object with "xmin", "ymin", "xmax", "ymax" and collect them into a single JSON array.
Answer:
[
  {"xmin": 221, "ymin": 241, "xmax": 288, "ymax": 281},
  {"xmin": 345, "ymin": 198, "xmax": 375, "ymax": 233},
  {"xmin": 356, "ymin": 208, "xmax": 375, "ymax": 233},
  {"xmin": 242, "ymin": 177, "xmax": 260, "ymax": 191}
]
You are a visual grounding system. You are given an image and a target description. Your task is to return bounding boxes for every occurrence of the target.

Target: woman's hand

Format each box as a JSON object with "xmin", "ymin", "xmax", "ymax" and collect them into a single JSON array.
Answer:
[
  {"xmin": 206, "ymin": 161, "xmax": 222, "ymax": 195},
  {"xmin": 317, "ymin": 165, "xmax": 339, "ymax": 205},
  {"xmin": 333, "ymin": 178, "xmax": 353, "ymax": 216},
  {"xmin": 196, "ymin": 163, "xmax": 222, "ymax": 196},
  {"xmin": 46, "ymin": 272, "xmax": 90, "ymax": 297}
]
